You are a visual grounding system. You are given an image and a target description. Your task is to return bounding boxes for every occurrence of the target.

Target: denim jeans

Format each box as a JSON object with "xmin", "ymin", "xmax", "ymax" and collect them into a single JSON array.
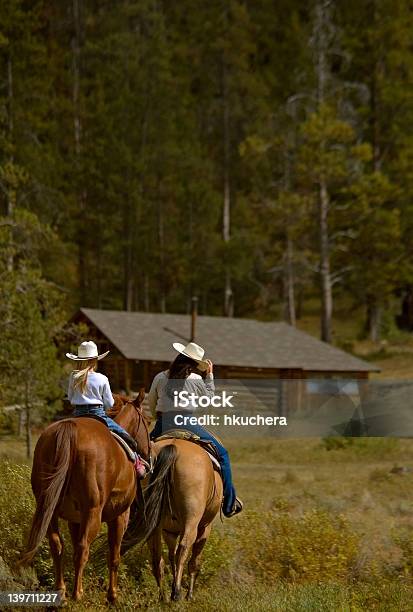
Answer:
[
  {"xmin": 150, "ymin": 412, "xmax": 236, "ymax": 515},
  {"xmin": 72, "ymin": 404, "xmax": 130, "ymax": 438}
]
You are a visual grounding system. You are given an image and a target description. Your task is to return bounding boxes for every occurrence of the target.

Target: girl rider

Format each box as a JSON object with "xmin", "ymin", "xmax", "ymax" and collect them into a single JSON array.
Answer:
[{"xmin": 66, "ymin": 340, "xmax": 145, "ymax": 476}]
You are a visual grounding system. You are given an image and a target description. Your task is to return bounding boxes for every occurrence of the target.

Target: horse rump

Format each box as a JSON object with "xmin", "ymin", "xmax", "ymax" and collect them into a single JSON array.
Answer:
[{"xmin": 19, "ymin": 420, "xmax": 77, "ymax": 566}]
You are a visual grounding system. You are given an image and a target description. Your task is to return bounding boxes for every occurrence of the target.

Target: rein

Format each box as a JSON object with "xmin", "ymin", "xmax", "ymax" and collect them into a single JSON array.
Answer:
[{"xmin": 129, "ymin": 401, "xmax": 154, "ymax": 474}]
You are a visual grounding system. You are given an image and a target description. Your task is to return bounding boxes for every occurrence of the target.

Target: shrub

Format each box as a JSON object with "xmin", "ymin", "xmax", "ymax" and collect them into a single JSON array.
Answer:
[
  {"xmin": 0, "ymin": 459, "xmax": 53, "ymax": 587},
  {"xmin": 369, "ymin": 468, "xmax": 390, "ymax": 482},
  {"xmin": 0, "ymin": 461, "xmax": 33, "ymax": 561},
  {"xmin": 283, "ymin": 469, "xmax": 299, "ymax": 484},
  {"xmin": 197, "ymin": 527, "xmax": 234, "ymax": 585},
  {"xmin": 120, "ymin": 524, "xmax": 233, "ymax": 590},
  {"xmin": 351, "ymin": 438, "xmax": 399, "ymax": 457},
  {"xmin": 321, "ymin": 437, "xmax": 400, "ymax": 457},
  {"xmin": 392, "ymin": 527, "xmax": 413, "ymax": 577},
  {"xmin": 0, "ymin": 409, "xmax": 17, "ymax": 436},
  {"xmin": 242, "ymin": 509, "xmax": 359, "ymax": 583},
  {"xmin": 321, "ymin": 437, "xmax": 354, "ymax": 451}
]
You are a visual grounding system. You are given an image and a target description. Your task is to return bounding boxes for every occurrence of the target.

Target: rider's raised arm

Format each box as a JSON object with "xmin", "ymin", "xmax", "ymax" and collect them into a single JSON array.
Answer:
[
  {"xmin": 195, "ymin": 369, "xmax": 215, "ymax": 399},
  {"xmin": 102, "ymin": 375, "xmax": 115, "ymax": 409}
]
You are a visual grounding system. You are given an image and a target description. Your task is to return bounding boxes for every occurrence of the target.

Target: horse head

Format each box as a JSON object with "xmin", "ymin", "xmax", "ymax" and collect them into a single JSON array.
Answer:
[{"xmin": 111, "ymin": 389, "xmax": 153, "ymax": 471}]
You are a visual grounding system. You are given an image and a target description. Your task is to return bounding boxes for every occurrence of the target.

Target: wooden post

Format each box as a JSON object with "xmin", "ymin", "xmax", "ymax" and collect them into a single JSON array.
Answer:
[
  {"xmin": 143, "ymin": 361, "xmax": 149, "ymax": 391},
  {"xmin": 279, "ymin": 369, "xmax": 304, "ymax": 416},
  {"xmin": 114, "ymin": 359, "xmax": 120, "ymax": 391},
  {"xmin": 124, "ymin": 360, "xmax": 131, "ymax": 395},
  {"xmin": 190, "ymin": 296, "xmax": 198, "ymax": 341}
]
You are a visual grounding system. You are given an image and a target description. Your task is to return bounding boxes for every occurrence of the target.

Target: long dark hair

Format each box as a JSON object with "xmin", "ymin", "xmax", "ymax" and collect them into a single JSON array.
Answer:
[{"xmin": 166, "ymin": 353, "xmax": 198, "ymax": 400}]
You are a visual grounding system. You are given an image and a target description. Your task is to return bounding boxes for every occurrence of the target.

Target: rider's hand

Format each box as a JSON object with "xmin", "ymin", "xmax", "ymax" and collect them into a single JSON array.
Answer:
[{"xmin": 206, "ymin": 359, "xmax": 213, "ymax": 375}]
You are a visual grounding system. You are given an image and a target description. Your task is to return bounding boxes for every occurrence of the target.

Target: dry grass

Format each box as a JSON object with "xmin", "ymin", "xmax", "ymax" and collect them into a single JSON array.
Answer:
[{"xmin": 1, "ymin": 436, "xmax": 413, "ymax": 610}]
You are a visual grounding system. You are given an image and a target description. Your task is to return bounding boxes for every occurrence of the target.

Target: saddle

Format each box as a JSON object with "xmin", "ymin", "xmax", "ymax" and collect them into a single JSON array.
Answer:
[
  {"xmin": 73, "ymin": 414, "xmax": 135, "ymax": 462},
  {"xmin": 154, "ymin": 429, "xmax": 221, "ymax": 473}
]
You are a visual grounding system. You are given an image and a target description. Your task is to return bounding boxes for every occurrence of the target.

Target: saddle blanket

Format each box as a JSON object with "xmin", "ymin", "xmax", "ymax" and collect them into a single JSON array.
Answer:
[{"xmin": 155, "ymin": 429, "xmax": 221, "ymax": 472}]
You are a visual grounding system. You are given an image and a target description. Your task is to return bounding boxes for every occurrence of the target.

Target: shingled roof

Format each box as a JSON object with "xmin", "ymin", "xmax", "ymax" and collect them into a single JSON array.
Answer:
[{"xmin": 78, "ymin": 308, "xmax": 379, "ymax": 373}]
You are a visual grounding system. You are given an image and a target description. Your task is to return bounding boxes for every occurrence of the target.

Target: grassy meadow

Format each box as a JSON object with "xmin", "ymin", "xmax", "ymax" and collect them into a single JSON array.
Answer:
[
  {"xmin": 2, "ymin": 318, "xmax": 413, "ymax": 610},
  {"xmin": 1, "ymin": 436, "xmax": 413, "ymax": 611}
]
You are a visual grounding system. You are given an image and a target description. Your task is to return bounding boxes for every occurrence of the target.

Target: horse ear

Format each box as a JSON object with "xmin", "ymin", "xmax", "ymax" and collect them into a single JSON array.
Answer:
[{"xmin": 133, "ymin": 387, "xmax": 146, "ymax": 406}]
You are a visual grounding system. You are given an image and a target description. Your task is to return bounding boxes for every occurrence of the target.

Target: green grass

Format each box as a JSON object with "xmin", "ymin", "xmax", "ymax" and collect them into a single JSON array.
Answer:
[{"xmin": 58, "ymin": 582, "xmax": 413, "ymax": 611}]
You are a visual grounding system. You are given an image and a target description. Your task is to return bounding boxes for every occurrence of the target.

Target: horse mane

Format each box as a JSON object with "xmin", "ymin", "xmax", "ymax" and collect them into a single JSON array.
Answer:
[
  {"xmin": 107, "ymin": 390, "xmax": 146, "ymax": 419},
  {"xmin": 106, "ymin": 394, "xmax": 129, "ymax": 418}
]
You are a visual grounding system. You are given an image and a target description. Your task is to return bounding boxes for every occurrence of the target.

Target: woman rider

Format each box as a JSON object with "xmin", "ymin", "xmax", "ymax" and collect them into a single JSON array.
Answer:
[
  {"xmin": 66, "ymin": 340, "xmax": 145, "ymax": 476},
  {"xmin": 147, "ymin": 341, "xmax": 243, "ymax": 518}
]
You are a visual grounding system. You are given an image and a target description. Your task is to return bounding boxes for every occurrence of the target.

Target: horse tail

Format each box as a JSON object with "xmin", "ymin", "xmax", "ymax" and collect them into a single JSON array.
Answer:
[
  {"xmin": 20, "ymin": 421, "xmax": 77, "ymax": 566},
  {"xmin": 121, "ymin": 444, "xmax": 177, "ymax": 554}
]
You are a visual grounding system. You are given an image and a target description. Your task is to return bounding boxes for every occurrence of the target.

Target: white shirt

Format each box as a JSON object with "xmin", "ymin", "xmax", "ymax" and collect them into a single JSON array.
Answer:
[
  {"xmin": 147, "ymin": 371, "xmax": 215, "ymax": 418},
  {"xmin": 67, "ymin": 371, "xmax": 114, "ymax": 408}
]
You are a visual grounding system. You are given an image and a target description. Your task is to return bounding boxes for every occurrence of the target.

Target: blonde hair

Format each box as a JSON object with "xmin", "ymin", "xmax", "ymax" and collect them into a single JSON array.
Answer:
[{"xmin": 72, "ymin": 358, "xmax": 98, "ymax": 393}]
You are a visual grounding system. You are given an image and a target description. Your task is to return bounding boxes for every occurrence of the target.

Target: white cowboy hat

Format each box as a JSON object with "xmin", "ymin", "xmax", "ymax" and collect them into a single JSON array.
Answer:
[
  {"xmin": 172, "ymin": 341, "xmax": 209, "ymax": 371},
  {"xmin": 66, "ymin": 340, "xmax": 109, "ymax": 361}
]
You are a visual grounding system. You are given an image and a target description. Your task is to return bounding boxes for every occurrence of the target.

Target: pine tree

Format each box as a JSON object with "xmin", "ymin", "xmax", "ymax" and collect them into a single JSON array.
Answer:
[{"xmin": 0, "ymin": 211, "xmax": 64, "ymax": 457}]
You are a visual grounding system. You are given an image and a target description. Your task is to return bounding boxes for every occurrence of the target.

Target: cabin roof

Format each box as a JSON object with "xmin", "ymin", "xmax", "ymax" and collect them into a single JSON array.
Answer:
[{"xmin": 75, "ymin": 308, "xmax": 379, "ymax": 373}]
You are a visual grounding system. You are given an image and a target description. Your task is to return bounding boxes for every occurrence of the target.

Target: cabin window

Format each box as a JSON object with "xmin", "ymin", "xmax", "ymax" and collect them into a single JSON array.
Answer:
[{"xmin": 306, "ymin": 380, "xmax": 359, "ymax": 396}]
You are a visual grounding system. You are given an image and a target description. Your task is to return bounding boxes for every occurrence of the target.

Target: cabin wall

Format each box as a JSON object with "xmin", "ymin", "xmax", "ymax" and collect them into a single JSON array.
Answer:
[
  {"xmin": 100, "ymin": 355, "xmax": 371, "ymax": 413},
  {"xmin": 67, "ymin": 314, "xmax": 371, "ymax": 411}
]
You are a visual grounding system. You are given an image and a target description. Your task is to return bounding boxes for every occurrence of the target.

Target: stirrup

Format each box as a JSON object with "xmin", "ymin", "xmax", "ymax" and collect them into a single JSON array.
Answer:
[{"xmin": 225, "ymin": 497, "xmax": 243, "ymax": 518}]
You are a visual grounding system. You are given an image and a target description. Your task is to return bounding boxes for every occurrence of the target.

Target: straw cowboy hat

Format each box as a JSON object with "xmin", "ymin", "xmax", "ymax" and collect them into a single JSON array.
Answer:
[
  {"xmin": 66, "ymin": 340, "xmax": 109, "ymax": 361},
  {"xmin": 172, "ymin": 341, "xmax": 209, "ymax": 371}
]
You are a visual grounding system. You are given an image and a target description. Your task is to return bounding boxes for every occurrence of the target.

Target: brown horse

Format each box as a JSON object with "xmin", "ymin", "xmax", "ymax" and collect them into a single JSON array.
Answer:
[
  {"xmin": 20, "ymin": 390, "xmax": 151, "ymax": 604},
  {"xmin": 122, "ymin": 438, "xmax": 223, "ymax": 601}
]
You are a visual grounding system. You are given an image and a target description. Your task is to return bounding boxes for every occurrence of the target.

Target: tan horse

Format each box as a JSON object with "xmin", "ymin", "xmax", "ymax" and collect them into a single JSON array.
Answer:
[
  {"xmin": 20, "ymin": 391, "xmax": 151, "ymax": 604},
  {"xmin": 122, "ymin": 438, "xmax": 223, "ymax": 601}
]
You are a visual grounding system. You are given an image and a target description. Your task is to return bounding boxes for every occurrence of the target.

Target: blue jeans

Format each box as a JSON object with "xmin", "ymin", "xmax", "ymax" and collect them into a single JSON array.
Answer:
[
  {"xmin": 72, "ymin": 404, "xmax": 130, "ymax": 439},
  {"xmin": 150, "ymin": 412, "xmax": 236, "ymax": 515}
]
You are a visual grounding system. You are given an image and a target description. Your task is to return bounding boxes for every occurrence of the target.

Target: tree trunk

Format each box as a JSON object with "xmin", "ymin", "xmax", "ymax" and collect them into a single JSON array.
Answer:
[
  {"xmin": 72, "ymin": 0, "xmax": 87, "ymax": 304},
  {"xmin": 367, "ymin": 300, "xmax": 381, "ymax": 343},
  {"xmin": 282, "ymin": 130, "xmax": 296, "ymax": 326},
  {"xmin": 314, "ymin": 1, "xmax": 333, "ymax": 343},
  {"xmin": 17, "ymin": 409, "xmax": 23, "ymax": 438},
  {"xmin": 398, "ymin": 285, "xmax": 413, "ymax": 330},
  {"xmin": 296, "ymin": 287, "xmax": 303, "ymax": 320},
  {"xmin": 123, "ymin": 201, "xmax": 134, "ymax": 311},
  {"xmin": 25, "ymin": 382, "xmax": 31, "ymax": 459},
  {"xmin": 123, "ymin": 233, "xmax": 131, "ymax": 311},
  {"xmin": 124, "ymin": 277, "xmax": 134, "ymax": 311},
  {"xmin": 96, "ymin": 229, "xmax": 102, "ymax": 308},
  {"xmin": 188, "ymin": 199, "xmax": 195, "ymax": 306},
  {"xmin": 158, "ymin": 198, "xmax": 166, "ymax": 313},
  {"xmin": 222, "ymin": 4, "xmax": 233, "ymax": 317},
  {"xmin": 370, "ymin": 0, "xmax": 381, "ymax": 173},
  {"xmin": 367, "ymin": 0, "xmax": 383, "ymax": 335},
  {"xmin": 319, "ymin": 178, "xmax": 332, "ymax": 343},
  {"xmin": 283, "ymin": 237, "xmax": 296, "ymax": 326},
  {"xmin": 315, "ymin": 0, "xmax": 328, "ymax": 107},
  {"xmin": 143, "ymin": 273, "xmax": 149, "ymax": 311},
  {"xmin": 6, "ymin": 52, "xmax": 14, "ymax": 272},
  {"xmin": 25, "ymin": 406, "xmax": 32, "ymax": 459},
  {"xmin": 223, "ymin": 101, "xmax": 233, "ymax": 316}
]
